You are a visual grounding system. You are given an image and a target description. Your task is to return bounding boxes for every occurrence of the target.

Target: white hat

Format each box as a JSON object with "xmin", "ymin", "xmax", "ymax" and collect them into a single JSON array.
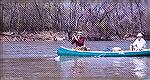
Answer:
[
  {"xmin": 77, "ymin": 31, "xmax": 83, "ymax": 35},
  {"xmin": 137, "ymin": 33, "xmax": 143, "ymax": 37}
]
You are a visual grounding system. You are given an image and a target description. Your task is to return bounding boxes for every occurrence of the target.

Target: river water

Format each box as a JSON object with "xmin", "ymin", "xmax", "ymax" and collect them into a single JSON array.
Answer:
[{"xmin": 0, "ymin": 41, "xmax": 150, "ymax": 80}]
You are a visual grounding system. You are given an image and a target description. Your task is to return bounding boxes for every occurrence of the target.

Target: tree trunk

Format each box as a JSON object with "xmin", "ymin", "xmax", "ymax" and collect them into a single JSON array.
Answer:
[
  {"xmin": 135, "ymin": 0, "xmax": 142, "ymax": 32},
  {"xmin": 22, "ymin": 0, "xmax": 27, "ymax": 32},
  {"xmin": 0, "ymin": 0, "xmax": 3, "ymax": 33},
  {"xmin": 34, "ymin": 0, "xmax": 43, "ymax": 32},
  {"xmin": 9, "ymin": 0, "xmax": 17, "ymax": 32}
]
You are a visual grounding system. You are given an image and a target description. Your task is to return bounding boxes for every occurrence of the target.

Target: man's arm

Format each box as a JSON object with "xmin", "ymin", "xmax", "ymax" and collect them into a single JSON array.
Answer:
[
  {"xmin": 71, "ymin": 35, "xmax": 77, "ymax": 44},
  {"xmin": 142, "ymin": 39, "xmax": 146, "ymax": 48}
]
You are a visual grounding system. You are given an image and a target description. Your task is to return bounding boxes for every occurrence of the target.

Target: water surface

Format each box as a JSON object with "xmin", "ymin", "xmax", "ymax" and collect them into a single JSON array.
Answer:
[{"xmin": 1, "ymin": 41, "xmax": 150, "ymax": 80}]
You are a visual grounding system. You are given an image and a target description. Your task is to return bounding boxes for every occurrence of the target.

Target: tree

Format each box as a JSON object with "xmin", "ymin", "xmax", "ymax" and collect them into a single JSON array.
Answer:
[{"xmin": 0, "ymin": 0, "xmax": 4, "ymax": 33}]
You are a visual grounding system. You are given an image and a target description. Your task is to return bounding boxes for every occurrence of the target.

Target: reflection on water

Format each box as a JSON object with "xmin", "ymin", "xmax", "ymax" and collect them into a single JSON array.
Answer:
[
  {"xmin": 1, "ymin": 56, "xmax": 150, "ymax": 80},
  {"xmin": 60, "ymin": 57, "xmax": 150, "ymax": 80},
  {"xmin": 132, "ymin": 58, "xmax": 147, "ymax": 78},
  {"xmin": 71, "ymin": 60, "xmax": 87, "ymax": 74}
]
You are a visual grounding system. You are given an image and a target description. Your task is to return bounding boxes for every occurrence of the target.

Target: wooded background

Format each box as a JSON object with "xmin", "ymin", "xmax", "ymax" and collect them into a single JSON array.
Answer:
[{"xmin": 0, "ymin": 0, "xmax": 150, "ymax": 40}]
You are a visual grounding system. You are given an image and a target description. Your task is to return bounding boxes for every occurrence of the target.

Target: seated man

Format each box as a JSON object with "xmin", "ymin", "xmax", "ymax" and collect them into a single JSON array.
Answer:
[
  {"xmin": 71, "ymin": 31, "xmax": 87, "ymax": 51},
  {"xmin": 130, "ymin": 33, "xmax": 146, "ymax": 51}
]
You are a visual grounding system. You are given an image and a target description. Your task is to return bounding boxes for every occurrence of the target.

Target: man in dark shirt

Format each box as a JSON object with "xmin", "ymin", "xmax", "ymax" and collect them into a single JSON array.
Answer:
[{"xmin": 71, "ymin": 31, "xmax": 87, "ymax": 50}]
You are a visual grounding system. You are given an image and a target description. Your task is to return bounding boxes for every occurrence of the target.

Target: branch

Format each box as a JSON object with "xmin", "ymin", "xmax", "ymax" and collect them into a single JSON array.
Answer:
[{"xmin": 98, "ymin": 3, "xmax": 117, "ymax": 23}]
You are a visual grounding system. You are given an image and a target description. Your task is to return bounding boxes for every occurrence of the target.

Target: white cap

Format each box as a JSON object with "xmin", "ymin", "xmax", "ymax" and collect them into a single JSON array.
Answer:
[
  {"xmin": 137, "ymin": 33, "xmax": 143, "ymax": 37},
  {"xmin": 77, "ymin": 31, "xmax": 83, "ymax": 35}
]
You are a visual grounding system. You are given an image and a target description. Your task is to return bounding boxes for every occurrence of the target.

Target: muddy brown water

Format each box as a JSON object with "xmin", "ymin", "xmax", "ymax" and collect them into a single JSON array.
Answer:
[{"xmin": 0, "ymin": 41, "xmax": 150, "ymax": 80}]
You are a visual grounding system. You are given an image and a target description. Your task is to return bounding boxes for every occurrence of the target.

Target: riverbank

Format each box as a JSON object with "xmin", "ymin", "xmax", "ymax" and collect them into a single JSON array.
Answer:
[
  {"xmin": 0, "ymin": 31, "xmax": 67, "ymax": 41},
  {"xmin": 0, "ymin": 31, "xmax": 139, "ymax": 42}
]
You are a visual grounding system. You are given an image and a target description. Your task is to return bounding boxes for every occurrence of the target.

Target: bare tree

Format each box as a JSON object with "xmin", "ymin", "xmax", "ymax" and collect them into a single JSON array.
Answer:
[
  {"xmin": 1, "ymin": 0, "xmax": 150, "ymax": 40},
  {"xmin": 0, "ymin": 0, "xmax": 4, "ymax": 33}
]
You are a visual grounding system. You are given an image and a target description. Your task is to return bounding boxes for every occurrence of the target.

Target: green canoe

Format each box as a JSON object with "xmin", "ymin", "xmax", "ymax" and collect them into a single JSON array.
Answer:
[{"xmin": 57, "ymin": 46, "xmax": 150, "ymax": 57}]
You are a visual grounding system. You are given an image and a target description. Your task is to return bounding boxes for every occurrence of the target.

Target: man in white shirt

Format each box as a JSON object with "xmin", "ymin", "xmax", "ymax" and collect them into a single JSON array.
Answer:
[{"xmin": 130, "ymin": 33, "xmax": 146, "ymax": 51}]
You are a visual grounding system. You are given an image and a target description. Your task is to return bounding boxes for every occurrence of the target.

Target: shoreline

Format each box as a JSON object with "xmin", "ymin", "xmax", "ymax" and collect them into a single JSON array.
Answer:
[
  {"xmin": 0, "ymin": 31, "xmax": 142, "ymax": 42},
  {"xmin": 0, "ymin": 31, "xmax": 67, "ymax": 42}
]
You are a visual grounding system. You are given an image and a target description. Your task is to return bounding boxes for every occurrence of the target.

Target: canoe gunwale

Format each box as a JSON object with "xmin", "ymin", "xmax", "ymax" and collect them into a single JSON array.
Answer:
[{"xmin": 57, "ymin": 46, "xmax": 150, "ymax": 57}]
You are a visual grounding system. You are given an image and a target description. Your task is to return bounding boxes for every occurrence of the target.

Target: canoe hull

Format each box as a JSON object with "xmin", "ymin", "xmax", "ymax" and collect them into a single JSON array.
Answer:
[{"xmin": 57, "ymin": 47, "xmax": 150, "ymax": 57}]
